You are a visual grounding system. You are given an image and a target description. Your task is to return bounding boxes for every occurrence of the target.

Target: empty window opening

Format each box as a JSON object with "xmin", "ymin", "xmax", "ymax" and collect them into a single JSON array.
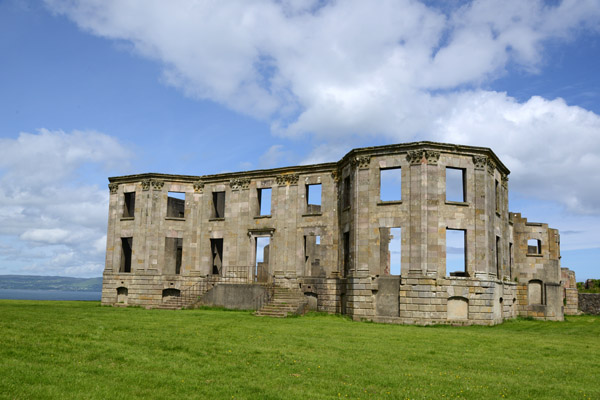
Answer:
[
  {"xmin": 257, "ymin": 188, "xmax": 272, "ymax": 216},
  {"xmin": 495, "ymin": 180, "xmax": 500, "ymax": 212},
  {"xmin": 380, "ymin": 227, "xmax": 401, "ymax": 275},
  {"xmin": 210, "ymin": 238, "xmax": 223, "ymax": 275},
  {"xmin": 255, "ymin": 237, "xmax": 270, "ymax": 282},
  {"xmin": 120, "ymin": 237, "xmax": 132, "ymax": 273},
  {"xmin": 527, "ymin": 239, "xmax": 541, "ymax": 255},
  {"xmin": 343, "ymin": 177, "xmax": 351, "ymax": 209},
  {"xmin": 509, "ymin": 242, "xmax": 513, "ymax": 280},
  {"xmin": 446, "ymin": 167, "xmax": 465, "ymax": 202},
  {"xmin": 380, "ymin": 168, "xmax": 402, "ymax": 201},
  {"xmin": 123, "ymin": 192, "xmax": 135, "ymax": 218},
  {"xmin": 496, "ymin": 236, "xmax": 501, "ymax": 278},
  {"xmin": 304, "ymin": 235, "xmax": 323, "ymax": 277},
  {"xmin": 446, "ymin": 229, "xmax": 467, "ymax": 276},
  {"xmin": 212, "ymin": 191, "xmax": 225, "ymax": 219},
  {"xmin": 306, "ymin": 184, "xmax": 322, "ymax": 213},
  {"xmin": 165, "ymin": 237, "xmax": 183, "ymax": 275},
  {"xmin": 167, "ymin": 192, "xmax": 185, "ymax": 218},
  {"xmin": 343, "ymin": 231, "xmax": 350, "ymax": 276}
]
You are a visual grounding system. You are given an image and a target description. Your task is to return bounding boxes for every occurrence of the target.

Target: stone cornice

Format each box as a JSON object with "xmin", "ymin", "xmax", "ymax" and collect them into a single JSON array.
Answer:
[{"xmin": 108, "ymin": 141, "xmax": 510, "ymax": 186}]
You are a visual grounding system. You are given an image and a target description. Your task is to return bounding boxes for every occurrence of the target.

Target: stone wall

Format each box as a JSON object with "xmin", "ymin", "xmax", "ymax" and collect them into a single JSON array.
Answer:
[
  {"xmin": 579, "ymin": 293, "xmax": 600, "ymax": 315},
  {"xmin": 103, "ymin": 141, "xmax": 565, "ymax": 325}
]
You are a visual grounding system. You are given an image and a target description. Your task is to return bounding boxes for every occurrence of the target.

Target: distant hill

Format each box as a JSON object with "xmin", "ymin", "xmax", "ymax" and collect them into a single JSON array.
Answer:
[{"xmin": 0, "ymin": 275, "xmax": 103, "ymax": 292}]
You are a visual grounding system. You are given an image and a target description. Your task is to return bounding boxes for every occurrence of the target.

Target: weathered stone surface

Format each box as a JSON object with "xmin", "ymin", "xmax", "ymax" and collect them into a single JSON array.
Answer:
[{"xmin": 102, "ymin": 141, "xmax": 570, "ymax": 325}]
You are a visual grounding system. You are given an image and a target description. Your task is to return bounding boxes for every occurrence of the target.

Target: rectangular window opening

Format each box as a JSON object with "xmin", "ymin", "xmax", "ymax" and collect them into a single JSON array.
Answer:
[
  {"xmin": 380, "ymin": 227, "xmax": 401, "ymax": 275},
  {"xmin": 343, "ymin": 231, "xmax": 350, "ymax": 276},
  {"xmin": 306, "ymin": 184, "xmax": 322, "ymax": 213},
  {"xmin": 212, "ymin": 191, "xmax": 225, "ymax": 219},
  {"xmin": 210, "ymin": 238, "xmax": 223, "ymax": 275},
  {"xmin": 380, "ymin": 168, "xmax": 402, "ymax": 201},
  {"xmin": 496, "ymin": 236, "xmax": 501, "ymax": 278},
  {"xmin": 167, "ymin": 192, "xmax": 185, "ymax": 218},
  {"xmin": 257, "ymin": 188, "xmax": 272, "ymax": 216},
  {"xmin": 446, "ymin": 229, "xmax": 467, "ymax": 277},
  {"xmin": 527, "ymin": 239, "xmax": 541, "ymax": 255},
  {"xmin": 255, "ymin": 237, "xmax": 270, "ymax": 282},
  {"xmin": 343, "ymin": 177, "xmax": 351, "ymax": 209},
  {"xmin": 120, "ymin": 237, "xmax": 132, "ymax": 273},
  {"xmin": 304, "ymin": 235, "xmax": 322, "ymax": 276},
  {"xmin": 123, "ymin": 192, "xmax": 135, "ymax": 218},
  {"xmin": 165, "ymin": 237, "xmax": 183, "ymax": 275},
  {"xmin": 509, "ymin": 242, "xmax": 513, "ymax": 280},
  {"xmin": 446, "ymin": 167, "xmax": 465, "ymax": 203},
  {"xmin": 495, "ymin": 180, "xmax": 500, "ymax": 212}
]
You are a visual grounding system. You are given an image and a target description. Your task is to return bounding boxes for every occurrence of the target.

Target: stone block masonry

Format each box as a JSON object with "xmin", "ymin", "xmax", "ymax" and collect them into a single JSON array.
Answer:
[{"xmin": 102, "ymin": 141, "xmax": 572, "ymax": 325}]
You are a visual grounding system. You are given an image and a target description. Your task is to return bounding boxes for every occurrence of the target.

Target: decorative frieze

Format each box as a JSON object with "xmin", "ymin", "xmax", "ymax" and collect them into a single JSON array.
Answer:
[
  {"xmin": 193, "ymin": 180, "xmax": 205, "ymax": 193},
  {"xmin": 472, "ymin": 155, "xmax": 487, "ymax": 170},
  {"xmin": 276, "ymin": 173, "xmax": 299, "ymax": 186},
  {"xmin": 229, "ymin": 177, "xmax": 250, "ymax": 190},
  {"xmin": 351, "ymin": 155, "xmax": 371, "ymax": 169},
  {"xmin": 108, "ymin": 183, "xmax": 119, "ymax": 194}
]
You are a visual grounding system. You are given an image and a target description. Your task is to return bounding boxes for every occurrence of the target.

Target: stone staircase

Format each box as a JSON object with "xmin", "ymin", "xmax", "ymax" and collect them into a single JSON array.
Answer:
[{"xmin": 255, "ymin": 287, "xmax": 308, "ymax": 318}]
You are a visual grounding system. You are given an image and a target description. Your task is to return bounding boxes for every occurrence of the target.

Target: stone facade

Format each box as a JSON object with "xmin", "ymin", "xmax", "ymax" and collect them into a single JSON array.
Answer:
[{"xmin": 102, "ymin": 141, "xmax": 568, "ymax": 325}]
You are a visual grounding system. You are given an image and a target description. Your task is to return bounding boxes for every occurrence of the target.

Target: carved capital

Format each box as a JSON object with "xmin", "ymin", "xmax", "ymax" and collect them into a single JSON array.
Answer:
[
  {"xmin": 424, "ymin": 150, "xmax": 440, "ymax": 165},
  {"xmin": 276, "ymin": 173, "xmax": 299, "ymax": 186},
  {"xmin": 108, "ymin": 183, "xmax": 118, "ymax": 194},
  {"xmin": 331, "ymin": 169, "xmax": 340, "ymax": 182},
  {"xmin": 151, "ymin": 179, "xmax": 164, "ymax": 190},
  {"xmin": 141, "ymin": 179, "xmax": 151, "ymax": 191},
  {"xmin": 193, "ymin": 180, "xmax": 205, "ymax": 193},
  {"xmin": 407, "ymin": 150, "xmax": 440, "ymax": 165},
  {"xmin": 229, "ymin": 177, "xmax": 250, "ymax": 191},
  {"xmin": 487, "ymin": 159, "xmax": 496, "ymax": 176},
  {"xmin": 351, "ymin": 155, "xmax": 371, "ymax": 169},
  {"xmin": 406, "ymin": 150, "xmax": 423, "ymax": 165},
  {"xmin": 501, "ymin": 175, "xmax": 509, "ymax": 189},
  {"xmin": 472, "ymin": 155, "xmax": 487, "ymax": 170}
]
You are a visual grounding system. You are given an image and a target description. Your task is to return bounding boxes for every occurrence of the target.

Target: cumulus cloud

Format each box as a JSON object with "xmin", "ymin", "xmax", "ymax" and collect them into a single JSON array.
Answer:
[
  {"xmin": 44, "ymin": 0, "xmax": 600, "ymax": 216},
  {"xmin": 0, "ymin": 129, "xmax": 131, "ymax": 277}
]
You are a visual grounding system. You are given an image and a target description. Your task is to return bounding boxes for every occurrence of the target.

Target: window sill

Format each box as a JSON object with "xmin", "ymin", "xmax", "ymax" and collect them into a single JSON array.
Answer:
[
  {"xmin": 526, "ymin": 253, "xmax": 543, "ymax": 258},
  {"xmin": 254, "ymin": 215, "xmax": 272, "ymax": 219},
  {"xmin": 377, "ymin": 200, "xmax": 402, "ymax": 206},
  {"xmin": 302, "ymin": 212, "xmax": 323, "ymax": 217},
  {"xmin": 445, "ymin": 201, "xmax": 469, "ymax": 207},
  {"xmin": 120, "ymin": 217, "xmax": 135, "ymax": 221},
  {"xmin": 165, "ymin": 217, "xmax": 185, "ymax": 221},
  {"xmin": 209, "ymin": 217, "xmax": 225, "ymax": 222}
]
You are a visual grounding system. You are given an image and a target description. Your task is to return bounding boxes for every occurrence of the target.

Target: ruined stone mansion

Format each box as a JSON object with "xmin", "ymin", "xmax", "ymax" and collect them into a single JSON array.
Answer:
[{"xmin": 102, "ymin": 141, "xmax": 573, "ymax": 325}]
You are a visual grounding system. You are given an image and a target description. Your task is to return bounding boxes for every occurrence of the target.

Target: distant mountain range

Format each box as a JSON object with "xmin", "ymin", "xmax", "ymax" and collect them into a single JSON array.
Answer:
[{"xmin": 0, "ymin": 275, "xmax": 102, "ymax": 292}]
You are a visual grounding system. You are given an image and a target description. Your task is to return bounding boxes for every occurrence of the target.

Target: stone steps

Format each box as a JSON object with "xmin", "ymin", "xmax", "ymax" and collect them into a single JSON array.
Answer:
[{"xmin": 255, "ymin": 287, "xmax": 308, "ymax": 318}]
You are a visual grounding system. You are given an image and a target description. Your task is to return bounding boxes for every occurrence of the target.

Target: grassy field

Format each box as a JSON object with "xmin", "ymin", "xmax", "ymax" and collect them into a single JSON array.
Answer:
[{"xmin": 0, "ymin": 301, "xmax": 598, "ymax": 399}]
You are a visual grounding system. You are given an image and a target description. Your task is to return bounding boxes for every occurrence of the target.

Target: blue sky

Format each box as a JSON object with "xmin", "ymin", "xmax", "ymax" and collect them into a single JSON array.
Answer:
[{"xmin": 0, "ymin": 0, "xmax": 599, "ymax": 280}]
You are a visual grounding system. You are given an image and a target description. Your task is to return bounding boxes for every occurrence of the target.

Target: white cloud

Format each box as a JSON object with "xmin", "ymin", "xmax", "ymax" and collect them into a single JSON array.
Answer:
[
  {"xmin": 0, "ymin": 129, "xmax": 131, "ymax": 277},
  {"xmin": 44, "ymin": 0, "xmax": 600, "ymax": 219}
]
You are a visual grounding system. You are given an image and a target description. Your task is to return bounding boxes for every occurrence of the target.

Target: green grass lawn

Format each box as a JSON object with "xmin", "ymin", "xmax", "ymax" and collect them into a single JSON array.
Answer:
[{"xmin": 0, "ymin": 301, "xmax": 598, "ymax": 399}]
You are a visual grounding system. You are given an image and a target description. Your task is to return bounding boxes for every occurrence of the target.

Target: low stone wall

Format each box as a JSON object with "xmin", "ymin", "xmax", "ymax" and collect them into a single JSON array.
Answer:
[
  {"xmin": 200, "ymin": 283, "xmax": 267, "ymax": 310},
  {"xmin": 579, "ymin": 293, "xmax": 600, "ymax": 315}
]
